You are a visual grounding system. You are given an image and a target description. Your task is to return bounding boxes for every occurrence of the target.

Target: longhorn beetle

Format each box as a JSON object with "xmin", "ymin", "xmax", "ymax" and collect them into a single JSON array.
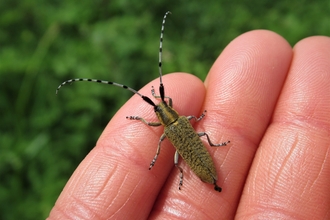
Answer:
[{"xmin": 56, "ymin": 11, "xmax": 230, "ymax": 192}]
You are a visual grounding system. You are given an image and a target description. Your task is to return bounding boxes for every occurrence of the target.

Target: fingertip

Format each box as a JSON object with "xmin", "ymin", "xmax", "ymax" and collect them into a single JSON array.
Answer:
[
  {"xmin": 206, "ymin": 30, "xmax": 291, "ymax": 90},
  {"xmin": 204, "ymin": 29, "xmax": 292, "ymax": 139}
]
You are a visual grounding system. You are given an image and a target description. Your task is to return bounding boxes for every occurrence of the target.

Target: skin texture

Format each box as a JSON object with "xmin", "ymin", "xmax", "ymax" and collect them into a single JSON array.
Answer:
[{"xmin": 48, "ymin": 30, "xmax": 330, "ymax": 219}]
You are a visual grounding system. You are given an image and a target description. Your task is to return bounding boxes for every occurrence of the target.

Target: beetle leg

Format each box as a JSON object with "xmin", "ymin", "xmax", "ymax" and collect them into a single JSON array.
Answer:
[
  {"xmin": 149, "ymin": 133, "xmax": 166, "ymax": 169},
  {"xmin": 126, "ymin": 116, "xmax": 162, "ymax": 126},
  {"xmin": 186, "ymin": 110, "xmax": 207, "ymax": 122},
  {"xmin": 174, "ymin": 150, "xmax": 183, "ymax": 190},
  {"xmin": 151, "ymin": 86, "xmax": 173, "ymax": 107},
  {"xmin": 198, "ymin": 132, "xmax": 230, "ymax": 147}
]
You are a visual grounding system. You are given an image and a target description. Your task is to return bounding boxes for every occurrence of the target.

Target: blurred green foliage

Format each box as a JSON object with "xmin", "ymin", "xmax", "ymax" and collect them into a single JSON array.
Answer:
[{"xmin": 0, "ymin": 0, "xmax": 329, "ymax": 219}]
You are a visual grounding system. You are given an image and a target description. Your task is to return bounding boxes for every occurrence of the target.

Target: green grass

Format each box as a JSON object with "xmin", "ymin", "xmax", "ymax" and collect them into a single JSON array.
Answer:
[{"xmin": 0, "ymin": 0, "xmax": 329, "ymax": 219}]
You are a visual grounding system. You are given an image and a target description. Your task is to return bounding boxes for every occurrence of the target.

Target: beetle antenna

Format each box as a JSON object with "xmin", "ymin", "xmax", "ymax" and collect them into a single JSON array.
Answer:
[
  {"xmin": 56, "ymin": 79, "xmax": 156, "ymax": 107},
  {"xmin": 158, "ymin": 11, "xmax": 171, "ymax": 102}
]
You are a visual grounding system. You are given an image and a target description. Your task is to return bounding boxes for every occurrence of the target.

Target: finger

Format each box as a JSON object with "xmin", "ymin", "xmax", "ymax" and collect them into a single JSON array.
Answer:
[
  {"xmin": 149, "ymin": 30, "xmax": 292, "ymax": 219},
  {"xmin": 236, "ymin": 36, "xmax": 330, "ymax": 219},
  {"xmin": 47, "ymin": 73, "xmax": 206, "ymax": 219}
]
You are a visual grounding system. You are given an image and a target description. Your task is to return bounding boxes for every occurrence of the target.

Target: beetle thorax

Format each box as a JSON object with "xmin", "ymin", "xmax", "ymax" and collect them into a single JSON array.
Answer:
[{"xmin": 155, "ymin": 102, "xmax": 179, "ymax": 126}]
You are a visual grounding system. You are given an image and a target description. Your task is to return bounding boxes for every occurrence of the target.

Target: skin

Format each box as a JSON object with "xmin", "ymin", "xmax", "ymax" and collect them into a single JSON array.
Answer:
[{"xmin": 48, "ymin": 30, "xmax": 330, "ymax": 219}]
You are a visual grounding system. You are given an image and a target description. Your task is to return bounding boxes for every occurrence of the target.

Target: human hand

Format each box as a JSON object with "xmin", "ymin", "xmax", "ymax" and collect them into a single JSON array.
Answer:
[{"xmin": 48, "ymin": 30, "xmax": 330, "ymax": 219}]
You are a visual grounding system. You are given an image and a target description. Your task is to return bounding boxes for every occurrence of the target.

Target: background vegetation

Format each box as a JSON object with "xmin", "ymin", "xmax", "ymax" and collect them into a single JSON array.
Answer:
[{"xmin": 1, "ymin": 0, "xmax": 329, "ymax": 219}]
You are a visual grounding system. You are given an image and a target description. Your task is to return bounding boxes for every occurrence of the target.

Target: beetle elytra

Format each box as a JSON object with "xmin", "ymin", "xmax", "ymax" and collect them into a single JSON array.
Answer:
[{"xmin": 56, "ymin": 11, "xmax": 230, "ymax": 192}]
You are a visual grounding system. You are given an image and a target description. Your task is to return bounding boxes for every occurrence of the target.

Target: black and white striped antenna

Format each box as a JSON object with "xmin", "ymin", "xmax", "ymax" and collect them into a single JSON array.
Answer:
[{"xmin": 56, "ymin": 11, "xmax": 171, "ymax": 107}]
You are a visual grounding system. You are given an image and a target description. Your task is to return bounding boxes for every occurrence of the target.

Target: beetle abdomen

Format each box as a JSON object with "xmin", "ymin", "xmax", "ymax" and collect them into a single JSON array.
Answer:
[{"xmin": 165, "ymin": 116, "xmax": 218, "ymax": 184}]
